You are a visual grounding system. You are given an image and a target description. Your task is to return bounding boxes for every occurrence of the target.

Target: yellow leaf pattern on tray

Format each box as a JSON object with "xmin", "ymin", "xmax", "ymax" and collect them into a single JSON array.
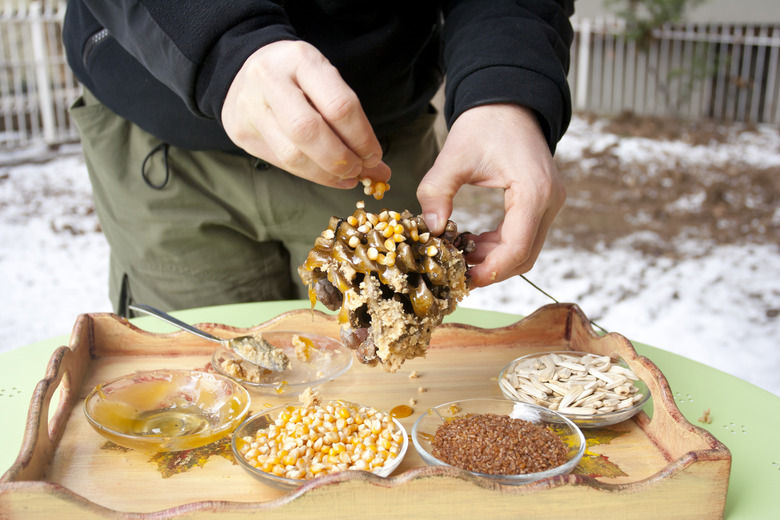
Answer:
[
  {"xmin": 573, "ymin": 428, "xmax": 629, "ymax": 478},
  {"xmin": 102, "ymin": 437, "xmax": 236, "ymax": 479}
]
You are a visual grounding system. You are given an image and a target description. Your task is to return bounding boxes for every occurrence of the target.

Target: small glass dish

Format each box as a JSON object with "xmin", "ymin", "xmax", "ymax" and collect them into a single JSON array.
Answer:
[
  {"xmin": 232, "ymin": 402, "xmax": 409, "ymax": 490},
  {"xmin": 212, "ymin": 331, "xmax": 352, "ymax": 396},
  {"xmin": 83, "ymin": 369, "xmax": 251, "ymax": 452},
  {"xmin": 412, "ymin": 398, "xmax": 584, "ymax": 485},
  {"xmin": 499, "ymin": 351, "xmax": 651, "ymax": 428}
]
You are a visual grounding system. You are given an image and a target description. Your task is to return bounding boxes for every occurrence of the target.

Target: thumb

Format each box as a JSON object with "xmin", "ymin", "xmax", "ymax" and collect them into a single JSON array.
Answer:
[{"xmin": 416, "ymin": 155, "xmax": 465, "ymax": 236}]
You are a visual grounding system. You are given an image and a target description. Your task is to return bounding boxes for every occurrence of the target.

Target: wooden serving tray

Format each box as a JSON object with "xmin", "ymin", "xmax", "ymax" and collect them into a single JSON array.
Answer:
[{"xmin": 0, "ymin": 304, "xmax": 730, "ymax": 519}]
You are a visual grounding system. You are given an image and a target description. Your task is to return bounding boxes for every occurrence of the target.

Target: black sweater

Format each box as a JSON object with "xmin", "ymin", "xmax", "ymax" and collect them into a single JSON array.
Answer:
[{"xmin": 63, "ymin": 0, "xmax": 574, "ymax": 154}]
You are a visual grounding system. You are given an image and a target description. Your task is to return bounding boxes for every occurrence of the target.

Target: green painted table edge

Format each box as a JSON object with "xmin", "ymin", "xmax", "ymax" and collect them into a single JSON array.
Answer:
[{"xmin": 1, "ymin": 301, "xmax": 778, "ymax": 519}]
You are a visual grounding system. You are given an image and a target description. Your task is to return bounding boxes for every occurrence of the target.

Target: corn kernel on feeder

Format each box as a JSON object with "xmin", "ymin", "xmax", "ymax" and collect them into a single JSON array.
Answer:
[{"xmin": 298, "ymin": 202, "xmax": 474, "ymax": 372}]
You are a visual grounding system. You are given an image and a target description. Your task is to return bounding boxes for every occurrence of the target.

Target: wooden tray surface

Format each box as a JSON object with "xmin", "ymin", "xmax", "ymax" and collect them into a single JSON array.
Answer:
[{"xmin": 0, "ymin": 304, "xmax": 731, "ymax": 519}]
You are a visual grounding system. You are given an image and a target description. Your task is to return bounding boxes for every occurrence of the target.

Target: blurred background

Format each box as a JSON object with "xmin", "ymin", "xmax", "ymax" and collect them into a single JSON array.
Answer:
[{"xmin": 1, "ymin": 0, "xmax": 778, "ymax": 395}]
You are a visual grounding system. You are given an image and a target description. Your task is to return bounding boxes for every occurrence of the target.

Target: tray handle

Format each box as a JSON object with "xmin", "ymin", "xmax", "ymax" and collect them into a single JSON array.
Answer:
[{"xmin": 2, "ymin": 315, "xmax": 92, "ymax": 482}]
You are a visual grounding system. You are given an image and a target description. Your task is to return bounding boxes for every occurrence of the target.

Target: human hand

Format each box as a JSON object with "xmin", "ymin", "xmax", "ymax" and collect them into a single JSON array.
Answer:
[
  {"xmin": 416, "ymin": 104, "xmax": 566, "ymax": 287},
  {"xmin": 221, "ymin": 40, "xmax": 390, "ymax": 188}
]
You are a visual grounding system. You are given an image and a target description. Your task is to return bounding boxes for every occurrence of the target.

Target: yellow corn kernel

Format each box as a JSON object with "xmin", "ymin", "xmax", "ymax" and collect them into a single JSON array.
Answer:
[
  {"xmin": 272, "ymin": 464, "xmax": 286, "ymax": 476},
  {"xmin": 374, "ymin": 182, "xmax": 388, "ymax": 199},
  {"xmin": 283, "ymin": 454, "xmax": 297, "ymax": 466},
  {"xmin": 287, "ymin": 469, "xmax": 304, "ymax": 480},
  {"xmin": 347, "ymin": 215, "xmax": 358, "ymax": 226},
  {"xmin": 337, "ymin": 406, "xmax": 351, "ymax": 419}
]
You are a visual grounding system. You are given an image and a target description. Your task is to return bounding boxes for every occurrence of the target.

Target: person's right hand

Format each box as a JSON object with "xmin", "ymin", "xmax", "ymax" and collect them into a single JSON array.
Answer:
[{"xmin": 221, "ymin": 40, "xmax": 390, "ymax": 188}]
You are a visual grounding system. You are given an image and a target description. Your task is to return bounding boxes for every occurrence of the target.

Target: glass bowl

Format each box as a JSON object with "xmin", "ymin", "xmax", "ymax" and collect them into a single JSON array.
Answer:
[
  {"xmin": 499, "ymin": 351, "xmax": 651, "ymax": 428},
  {"xmin": 412, "ymin": 398, "xmax": 584, "ymax": 485},
  {"xmin": 231, "ymin": 401, "xmax": 409, "ymax": 490},
  {"xmin": 212, "ymin": 331, "xmax": 352, "ymax": 396},
  {"xmin": 83, "ymin": 369, "xmax": 251, "ymax": 452}
]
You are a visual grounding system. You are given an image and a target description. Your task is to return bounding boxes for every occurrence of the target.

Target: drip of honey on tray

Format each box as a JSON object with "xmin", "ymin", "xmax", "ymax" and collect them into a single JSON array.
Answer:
[{"xmin": 390, "ymin": 404, "xmax": 413, "ymax": 418}]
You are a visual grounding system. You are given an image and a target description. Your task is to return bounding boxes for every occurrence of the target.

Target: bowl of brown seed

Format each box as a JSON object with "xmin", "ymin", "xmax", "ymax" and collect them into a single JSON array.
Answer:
[
  {"xmin": 411, "ymin": 398, "xmax": 585, "ymax": 485},
  {"xmin": 499, "ymin": 351, "xmax": 651, "ymax": 428}
]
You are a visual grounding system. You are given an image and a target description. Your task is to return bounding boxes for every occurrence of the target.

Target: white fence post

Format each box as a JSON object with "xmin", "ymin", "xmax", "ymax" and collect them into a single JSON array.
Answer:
[
  {"xmin": 29, "ymin": 0, "xmax": 55, "ymax": 145},
  {"xmin": 575, "ymin": 18, "xmax": 591, "ymax": 111}
]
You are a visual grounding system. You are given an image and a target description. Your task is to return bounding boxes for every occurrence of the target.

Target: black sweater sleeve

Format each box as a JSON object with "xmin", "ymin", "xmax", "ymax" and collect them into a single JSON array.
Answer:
[
  {"xmin": 442, "ymin": 0, "xmax": 574, "ymax": 153},
  {"xmin": 79, "ymin": 0, "xmax": 299, "ymax": 120}
]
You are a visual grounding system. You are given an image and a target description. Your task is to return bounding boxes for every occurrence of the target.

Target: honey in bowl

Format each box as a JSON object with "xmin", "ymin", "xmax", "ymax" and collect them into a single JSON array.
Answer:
[{"xmin": 84, "ymin": 369, "xmax": 251, "ymax": 452}]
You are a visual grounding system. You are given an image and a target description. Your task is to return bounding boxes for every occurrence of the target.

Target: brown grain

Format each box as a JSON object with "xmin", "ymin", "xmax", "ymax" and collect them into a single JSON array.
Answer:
[{"xmin": 431, "ymin": 413, "xmax": 568, "ymax": 475}]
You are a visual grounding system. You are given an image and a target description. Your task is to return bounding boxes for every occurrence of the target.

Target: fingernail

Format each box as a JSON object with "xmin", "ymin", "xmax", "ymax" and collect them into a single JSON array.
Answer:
[
  {"xmin": 423, "ymin": 212, "xmax": 441, "ymax": 233},
  {"xmin": 362, "ymin": 153, "xmax": 380, "ymax": 168}
]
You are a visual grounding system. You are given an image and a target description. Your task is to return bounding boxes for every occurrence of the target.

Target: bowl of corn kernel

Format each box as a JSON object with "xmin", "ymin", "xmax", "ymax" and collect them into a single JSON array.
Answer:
[{"xmin": 231, "ymin": 390, "xmax": 408, "ymax": 489}]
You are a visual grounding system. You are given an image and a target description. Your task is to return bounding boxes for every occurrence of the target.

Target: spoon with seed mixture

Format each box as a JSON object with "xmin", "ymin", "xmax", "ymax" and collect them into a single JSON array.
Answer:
[{"xmin": 129, "ymin": 304, "xmax": 290, "ymax": 372}]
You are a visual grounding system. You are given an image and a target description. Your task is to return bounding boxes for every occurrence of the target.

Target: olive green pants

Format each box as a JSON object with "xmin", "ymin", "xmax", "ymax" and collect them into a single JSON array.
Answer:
[{"xmin": 70, "ymin": 90, "xmax": 439, "ymax": 316}]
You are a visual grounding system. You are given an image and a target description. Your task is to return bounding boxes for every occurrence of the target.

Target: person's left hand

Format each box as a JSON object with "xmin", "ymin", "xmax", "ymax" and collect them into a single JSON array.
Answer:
[{"xmin": 416, "ymin": 104, "xmax": 566, "ymax": 288}]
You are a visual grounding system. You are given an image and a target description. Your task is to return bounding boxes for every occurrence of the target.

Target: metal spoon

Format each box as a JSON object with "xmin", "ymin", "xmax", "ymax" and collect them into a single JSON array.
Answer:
[{"xmin": 128, "ymin": 303, "xmax": 290, "ymax": 372}]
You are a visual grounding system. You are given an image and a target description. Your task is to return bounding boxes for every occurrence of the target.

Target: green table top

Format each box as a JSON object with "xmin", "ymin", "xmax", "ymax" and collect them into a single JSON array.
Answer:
[{"xmin": 1, "ymin": 301, "xmax": 778, "ymax": 518}]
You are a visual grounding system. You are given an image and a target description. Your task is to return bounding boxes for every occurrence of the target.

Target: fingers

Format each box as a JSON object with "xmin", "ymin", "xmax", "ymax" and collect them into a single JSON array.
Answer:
[
  {"xmin": 466, "ymin": 197, "xmax": 561, "ymax": 287},
  {"xmin": 221, "ymin": 41, "xmax": 386, "ymax": 188},
  {"xmin": 416, "ymin": 143, "xmax": 475, "ymax": 236},
  {"xmin": 296, "ymin": 56, "xmax": 384, "ymax": 167},
  {"xmin": 417, "ymin": 103, "xmax": 566, "ymax": 287}
]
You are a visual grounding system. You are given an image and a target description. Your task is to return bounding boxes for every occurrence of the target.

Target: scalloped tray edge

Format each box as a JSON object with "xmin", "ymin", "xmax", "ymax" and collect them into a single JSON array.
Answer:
[{"xmin": 0, "ymin": 303, "xmax": 731, "ymax": 519}]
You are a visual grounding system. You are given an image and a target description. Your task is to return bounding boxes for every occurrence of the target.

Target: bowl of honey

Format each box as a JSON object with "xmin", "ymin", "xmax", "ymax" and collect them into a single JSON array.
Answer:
[{"xmin": 84, "ymin": 369, "xmax": 251, "ymax": 452}]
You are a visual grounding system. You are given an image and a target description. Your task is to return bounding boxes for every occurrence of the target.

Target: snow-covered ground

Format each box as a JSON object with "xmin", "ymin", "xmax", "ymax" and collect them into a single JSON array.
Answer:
[{"xmin": 1, "ymin": 118, "xmax": 778, "ymax": 396}]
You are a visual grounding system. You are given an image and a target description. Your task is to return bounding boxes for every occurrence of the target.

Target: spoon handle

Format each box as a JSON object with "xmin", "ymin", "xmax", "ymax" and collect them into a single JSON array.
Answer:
[{"xmin": 128, "ymin": 304, "xmax": 224, "ymax": 344}]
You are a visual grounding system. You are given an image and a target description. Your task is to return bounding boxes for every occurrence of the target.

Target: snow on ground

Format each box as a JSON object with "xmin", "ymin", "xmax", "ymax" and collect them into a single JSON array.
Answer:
[{"xmin": 1, "ymin": 119, "xmax": 778, "ymax": 396}]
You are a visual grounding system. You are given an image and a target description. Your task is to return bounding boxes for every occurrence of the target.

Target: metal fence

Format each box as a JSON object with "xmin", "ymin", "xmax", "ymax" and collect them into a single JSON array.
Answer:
[{"xmin": 1, "ymin": 4, "xmax": 779, "ymax": 151}]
